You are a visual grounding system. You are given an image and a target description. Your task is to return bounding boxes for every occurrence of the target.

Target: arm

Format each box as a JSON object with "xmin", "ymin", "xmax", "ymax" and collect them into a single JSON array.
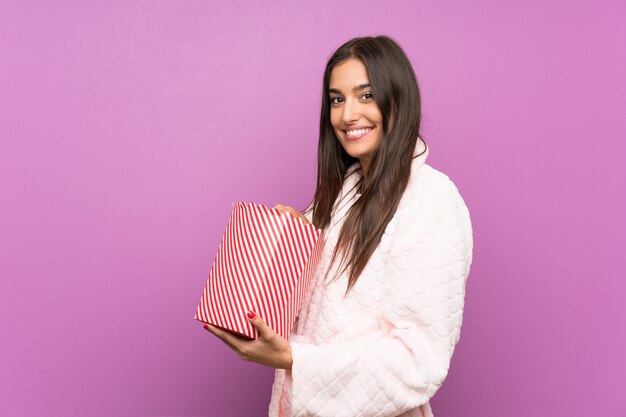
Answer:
[{"xmin": 288, "ymin": 175, "xmax": 473, "ymax": 417}]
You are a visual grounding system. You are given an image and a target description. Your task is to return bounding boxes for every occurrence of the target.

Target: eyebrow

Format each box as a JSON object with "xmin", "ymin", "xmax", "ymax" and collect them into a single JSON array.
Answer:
[{"xmin": 328, "ymin": 83, "xmax": 371, "ymax": 95}]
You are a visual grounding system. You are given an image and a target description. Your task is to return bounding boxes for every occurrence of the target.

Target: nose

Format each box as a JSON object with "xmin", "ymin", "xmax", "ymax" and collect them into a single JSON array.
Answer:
[{"xmin": 342, "ymin": 97, "xmax": 361, "ymax": 124}]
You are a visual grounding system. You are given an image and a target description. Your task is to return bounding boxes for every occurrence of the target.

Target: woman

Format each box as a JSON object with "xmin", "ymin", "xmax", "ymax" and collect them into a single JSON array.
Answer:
[{"xmin": 204, "ymin": 35, "xmax": 473, "ymax": 417}]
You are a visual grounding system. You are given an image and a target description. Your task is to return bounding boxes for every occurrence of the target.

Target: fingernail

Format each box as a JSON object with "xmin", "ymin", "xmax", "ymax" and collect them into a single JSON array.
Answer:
[
  {"xmin": 203, "ymin": 324, "xmax": 209, "ymax": 330},
  {"xmin": 247, "ymin": 311, "xmax": 256, "ymax": 320}
]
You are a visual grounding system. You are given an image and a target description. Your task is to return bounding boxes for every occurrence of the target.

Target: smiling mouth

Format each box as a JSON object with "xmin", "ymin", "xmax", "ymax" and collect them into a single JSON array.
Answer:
[{"xmin": 344, "ymin": 127, "xmax": 373, "ymax": 140}]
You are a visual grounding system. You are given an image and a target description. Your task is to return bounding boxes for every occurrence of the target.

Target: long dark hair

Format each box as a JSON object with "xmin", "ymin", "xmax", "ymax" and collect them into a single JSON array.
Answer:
[{"xmin": 309, "ymin": 35, "xmax": 426, "ymax": 295}]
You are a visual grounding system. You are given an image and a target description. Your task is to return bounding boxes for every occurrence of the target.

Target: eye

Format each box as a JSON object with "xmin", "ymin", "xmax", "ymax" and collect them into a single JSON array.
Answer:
[
  {"xmin": 329, "ymin": 96, "xmax": 343, "ymax": 105},
  {"xmin": 362, "ymin": 92, "xmax": 374, "ymax": 100}
]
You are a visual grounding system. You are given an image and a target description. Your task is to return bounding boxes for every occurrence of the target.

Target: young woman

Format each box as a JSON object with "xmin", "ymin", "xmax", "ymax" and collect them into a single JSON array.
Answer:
[{"xmin": 204, "ymin": 35, "xmax": 473, "ymax": 417}]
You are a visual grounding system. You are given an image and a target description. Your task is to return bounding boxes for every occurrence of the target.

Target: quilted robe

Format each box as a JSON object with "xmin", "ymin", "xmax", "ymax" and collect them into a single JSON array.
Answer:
[{"xmin": 268, "ymin": 138, "xmax": 473, "ymax": 417}]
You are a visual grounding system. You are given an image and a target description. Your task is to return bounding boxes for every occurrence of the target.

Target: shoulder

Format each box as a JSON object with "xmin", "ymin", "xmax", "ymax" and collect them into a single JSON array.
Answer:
[
  {"xmin": 406, "ymin": 163, "xmax": 466, "ymax": 208},
  {"xmin": 398, "ymin": 163, "xmax": 472, "ymax": 241}
]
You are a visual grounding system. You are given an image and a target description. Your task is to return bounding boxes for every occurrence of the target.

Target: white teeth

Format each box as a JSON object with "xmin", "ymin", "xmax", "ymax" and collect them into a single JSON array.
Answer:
[{"xmin": 346, "ymin": 128, "xmax": 372, "ymax": 137}]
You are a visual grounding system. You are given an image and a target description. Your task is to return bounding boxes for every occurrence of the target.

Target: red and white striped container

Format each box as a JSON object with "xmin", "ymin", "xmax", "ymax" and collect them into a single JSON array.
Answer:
[{"xmin": 194, "ymin": 202, "xmax": 325, "ymax": 340}]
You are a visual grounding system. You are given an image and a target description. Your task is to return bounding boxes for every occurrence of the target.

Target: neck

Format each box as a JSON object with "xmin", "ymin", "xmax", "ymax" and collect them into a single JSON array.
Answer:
[{"xmin": 359, "ymin": 157, "xmax": 370, "ymax": 176}]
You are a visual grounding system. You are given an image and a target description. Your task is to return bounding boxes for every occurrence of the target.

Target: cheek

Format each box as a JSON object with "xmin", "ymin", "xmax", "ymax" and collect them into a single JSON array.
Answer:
[
  {"xmin": 372, "ymin": 130, "xmax": 382, "ymax": 147},
  {"xmin": 329, "ymin": 109, "xmax": 342, "ymax": 129},
  {"xmin": 367, "ymin": 107, "xmax": 383, "ymax": 125}
]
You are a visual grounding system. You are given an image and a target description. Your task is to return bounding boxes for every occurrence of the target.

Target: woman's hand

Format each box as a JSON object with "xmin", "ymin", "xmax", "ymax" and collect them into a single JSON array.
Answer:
[
  {"xmin": 274, "ymin": 204, "xmax": 309, "ymax": 225},
  {"xmin": 203, "ymin": 311, "xmax": 292, "ymax": 370}
]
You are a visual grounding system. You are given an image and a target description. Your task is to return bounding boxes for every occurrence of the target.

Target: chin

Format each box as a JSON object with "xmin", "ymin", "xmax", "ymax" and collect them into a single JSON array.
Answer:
[{"xmin": 341, "ymin": 141, "xmax": 378, "ymax": 161}]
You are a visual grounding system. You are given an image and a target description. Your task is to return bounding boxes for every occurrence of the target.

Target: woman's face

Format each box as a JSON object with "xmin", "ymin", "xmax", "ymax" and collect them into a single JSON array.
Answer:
[{"xmin": 328, "ymin": 58, "xmax": 383, "ymax": 171}]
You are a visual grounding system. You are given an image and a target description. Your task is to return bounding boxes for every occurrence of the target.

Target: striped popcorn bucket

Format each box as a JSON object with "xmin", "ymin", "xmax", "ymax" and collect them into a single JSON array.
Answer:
[{"xmin": 194, "ymin": 202, "xmax": 325, "ymax": 340}]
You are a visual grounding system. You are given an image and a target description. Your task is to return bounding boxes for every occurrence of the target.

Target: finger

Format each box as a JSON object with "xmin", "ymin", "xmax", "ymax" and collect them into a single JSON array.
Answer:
[
  {"xmin": 276, "ymin": 204, "xmax": 308, "ymax": 223},
  {"xmin": 204, "ymin": 324, "xmax": 242, "ymax": 352},
  {"xmin": 204, "ymin": 323, "xmax": 229, "ymax": 342},
  {"xmin": 247, "ymin": 310, "xmax": 273, "ymax": 339},
  {"xmin": 286, "ymin": 208, "xmax": 309, "ymax": 224},
  {"xmin": 274, "ymin": 204, "xmax": 296, "ymax": 213},
  {"xmin": 274, "ymin": 204, "xmax": 288, "ymax": 214},
  {"xmin": 205, "ymin": 323, "xmax": 252, "ymax": 343}
]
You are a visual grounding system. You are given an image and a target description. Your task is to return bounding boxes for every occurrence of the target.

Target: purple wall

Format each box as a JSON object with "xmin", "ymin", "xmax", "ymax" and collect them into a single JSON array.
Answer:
[{"xmin": 1, "ymin": 1, "xmax": 625, "ymax": 416}]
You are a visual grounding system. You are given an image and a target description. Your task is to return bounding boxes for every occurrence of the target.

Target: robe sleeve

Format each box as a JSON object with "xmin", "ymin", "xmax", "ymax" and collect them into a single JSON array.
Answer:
[{"xmin": 288, "ymin": 173, "xmax": 473, "ymax": 417}]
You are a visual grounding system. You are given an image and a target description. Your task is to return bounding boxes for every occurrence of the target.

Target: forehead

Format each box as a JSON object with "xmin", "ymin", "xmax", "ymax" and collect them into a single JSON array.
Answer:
[{"xmin": 329, "ymin": 58, "xmax": 370, "ymax": 91}]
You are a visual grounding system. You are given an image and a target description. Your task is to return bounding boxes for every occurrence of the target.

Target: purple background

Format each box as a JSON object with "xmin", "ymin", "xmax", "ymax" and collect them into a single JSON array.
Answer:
[{"xmin": 1, "ymin": 1, "xmax": 625, "ymax": 416}]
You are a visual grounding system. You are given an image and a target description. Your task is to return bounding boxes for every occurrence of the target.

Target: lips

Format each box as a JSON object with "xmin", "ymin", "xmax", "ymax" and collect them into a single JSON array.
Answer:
[{"xmin": 344, "ymin": 127, "xmax": 373, "ymax": 141}]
